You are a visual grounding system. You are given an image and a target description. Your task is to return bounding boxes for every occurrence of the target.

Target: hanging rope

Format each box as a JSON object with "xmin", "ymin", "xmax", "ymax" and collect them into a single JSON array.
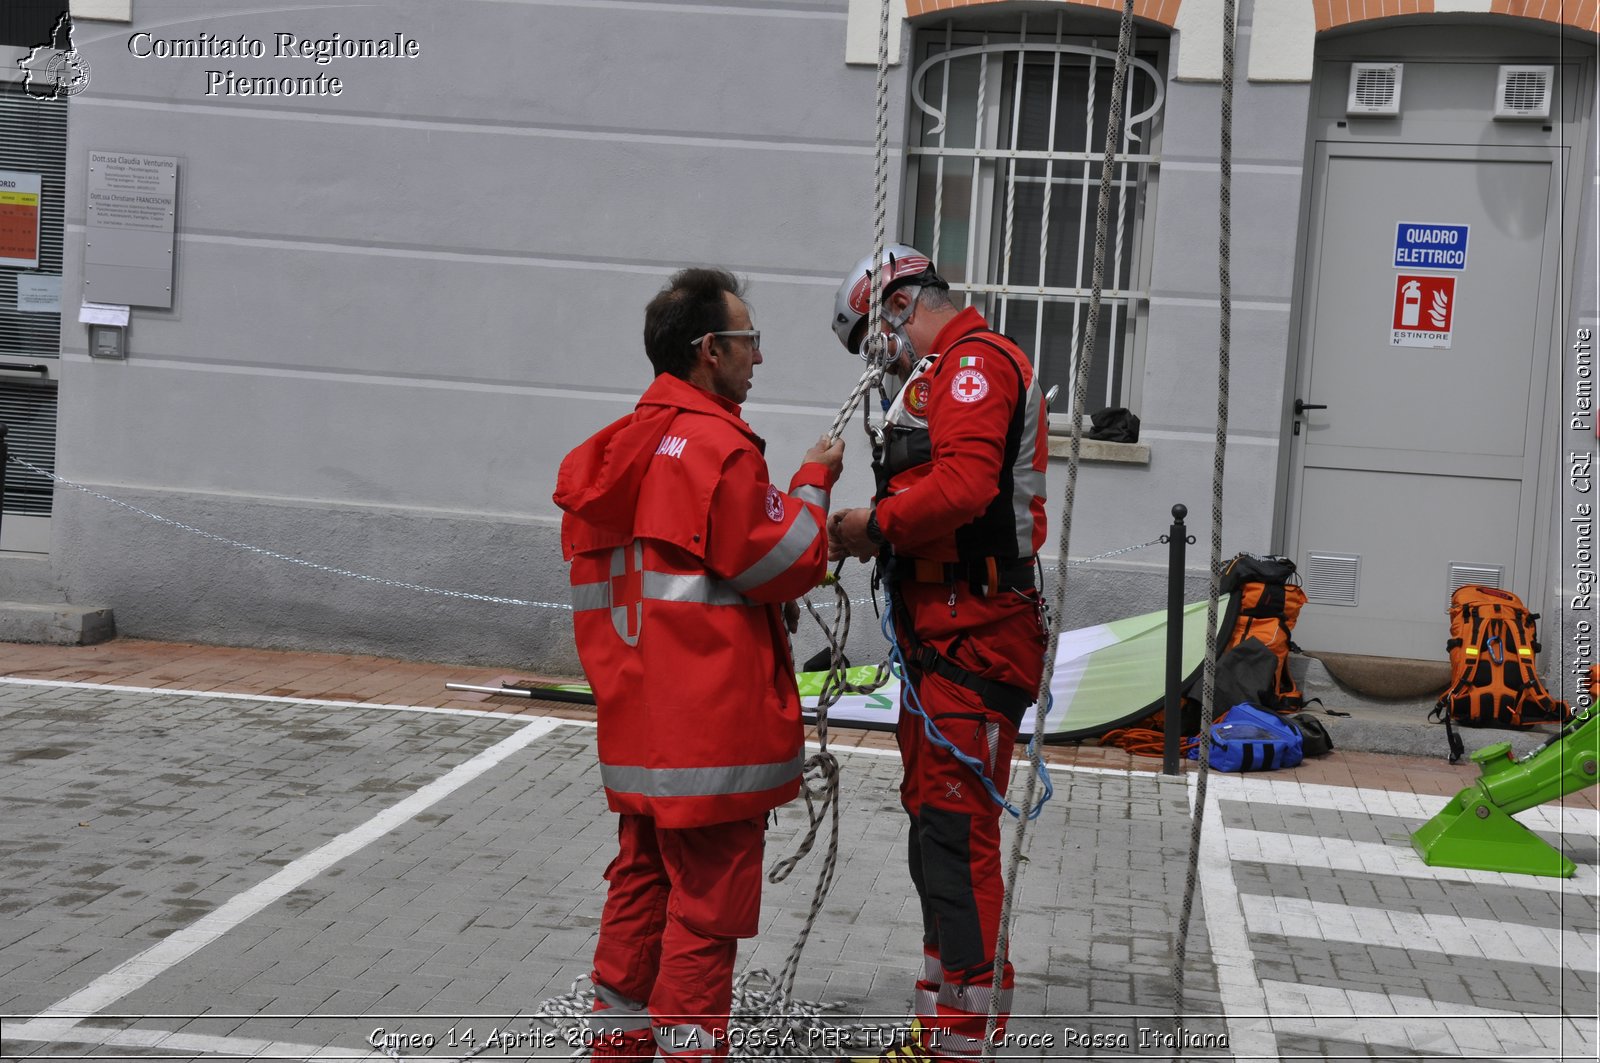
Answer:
[
  {"xmin": 982, "ymin": 1, "xmax": 1139, "ymax": 1056},
  {"xmin": 753, "ymin": 0, "xmax": 901, "ymax": 1024},
  {"xmin": 1170, "ymin": 0, "xmax": 1236, "ymax": 1048}
]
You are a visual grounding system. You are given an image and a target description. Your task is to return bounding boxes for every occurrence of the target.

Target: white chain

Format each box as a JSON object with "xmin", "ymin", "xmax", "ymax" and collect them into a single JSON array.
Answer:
[{"xmin": 4, "ymin": 455, "xmax": 566, "ymax": 608}]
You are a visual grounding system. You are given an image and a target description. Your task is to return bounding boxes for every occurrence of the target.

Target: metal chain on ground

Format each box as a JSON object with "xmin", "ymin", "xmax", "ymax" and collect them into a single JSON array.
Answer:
[
  {"xmin": 502, "ymin": 972, "xmax": 897, "ymax": 1063},
  {"xmin": 982, "ymin": 1, "xmax": 1137, "ymax": 1056},
  {"xmin": 3, "ymin": 455, "xmax": 567, "ymax": 609},
  {"xmin": 1170, "ymin": 0, "xmax": 1235, "ymax": 1050}
]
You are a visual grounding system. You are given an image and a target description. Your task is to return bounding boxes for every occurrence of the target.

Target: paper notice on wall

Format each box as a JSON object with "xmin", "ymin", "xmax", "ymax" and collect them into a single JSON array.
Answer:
[
  {"xmin": 16, "ymin": 274, "xmax": 61, "ymax": 313},
  {"xmin": 78, "ymin": 301, "xmax": 130, "ymax": 326}
]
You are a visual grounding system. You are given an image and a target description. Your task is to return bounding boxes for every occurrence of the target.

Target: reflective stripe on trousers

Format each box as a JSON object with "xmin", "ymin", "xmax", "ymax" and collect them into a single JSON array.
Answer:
[{"xmin": 588, "ymin": 981, "xmax": 651, "ymax": 1035}]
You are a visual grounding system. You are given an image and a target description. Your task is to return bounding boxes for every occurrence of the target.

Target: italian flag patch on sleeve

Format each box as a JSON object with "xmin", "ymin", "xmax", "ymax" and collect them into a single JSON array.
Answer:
[{"xmin": 957, "ymin": 355, "xmax": 983, "ymax": 369}]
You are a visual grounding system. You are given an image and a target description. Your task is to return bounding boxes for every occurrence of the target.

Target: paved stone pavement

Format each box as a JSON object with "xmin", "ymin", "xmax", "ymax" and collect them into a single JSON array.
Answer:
[{"xmin": 0, "ymin": 672, "xmax": 1596, "ymax": 1061}]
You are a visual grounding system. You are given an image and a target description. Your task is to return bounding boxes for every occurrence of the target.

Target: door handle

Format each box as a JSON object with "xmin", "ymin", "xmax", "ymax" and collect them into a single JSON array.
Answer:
[
  {"xmin": 0, "ymin": 364, "xmax": 51, "ymax": 378},
  {"xmin": 1294, "ymin": 399, "xmax": 1328, "ymax": 416}
]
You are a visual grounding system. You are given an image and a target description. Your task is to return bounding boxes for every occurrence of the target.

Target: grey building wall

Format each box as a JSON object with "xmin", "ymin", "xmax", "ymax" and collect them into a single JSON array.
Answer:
[
  {"xmin": 52, "ymin": 0, "xmax": 899, "ymax": 670},
  {"xmin": 1047, "ymin": 0, "xmax": 1311, "ymax": 634},
  {"xmin": 36, "ymin": 0, "xmax": 1598, "ymax": 687}
]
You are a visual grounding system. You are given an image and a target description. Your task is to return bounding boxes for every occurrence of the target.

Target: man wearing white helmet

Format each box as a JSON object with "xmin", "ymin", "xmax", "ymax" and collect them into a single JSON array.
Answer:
[{"xmin": 827, "ymin": 246, "xmax": 1048, "ymax": 1062}]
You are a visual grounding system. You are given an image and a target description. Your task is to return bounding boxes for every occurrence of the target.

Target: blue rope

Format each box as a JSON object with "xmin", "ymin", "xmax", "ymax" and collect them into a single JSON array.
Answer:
[{"xmin": 879, "ymin": 588, "xmax": 1054, "ymax": 820}]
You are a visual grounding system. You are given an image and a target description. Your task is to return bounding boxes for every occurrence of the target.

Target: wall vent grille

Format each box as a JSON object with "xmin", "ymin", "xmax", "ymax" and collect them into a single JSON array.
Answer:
[
  {"xmin": 1347, "ymin": 63, "xmax": 1402, "ymax": 116},
  {"xmin": 1448, "ymin": 562, "xmax": 1505, "ymax": 602},
  {"xmin": 1305, "ymin": 552, "xmax": 1360, "ymax": 606},
  {"xmin": 1495, "ymin": 65, "xmax": 1553, "ymax": 120}
]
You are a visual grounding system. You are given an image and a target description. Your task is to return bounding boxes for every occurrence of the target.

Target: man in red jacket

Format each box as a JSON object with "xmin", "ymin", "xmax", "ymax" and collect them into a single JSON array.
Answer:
[
  {"xmin": 554, "ymin": 268, "xmax": 843, "ymax": 1060},
  {"xmin": 827, "ymin": 246, "xmax": 1047, "ymax": 1063}
]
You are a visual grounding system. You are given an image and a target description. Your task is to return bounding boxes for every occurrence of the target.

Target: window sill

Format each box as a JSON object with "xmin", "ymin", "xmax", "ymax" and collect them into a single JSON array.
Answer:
[{"xmin": 1046, "ymin": 436, "xmax": 1150, "ymax": 465}]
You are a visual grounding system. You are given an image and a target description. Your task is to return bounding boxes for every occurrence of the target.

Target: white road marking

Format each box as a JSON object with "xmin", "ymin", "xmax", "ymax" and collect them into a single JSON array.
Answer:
[
  {"xmin": 25, "ymin": 717, "xmax": 565, "ymax": 1032},
  {"xmin": 1190, "ymin": 782, "xmax": 1281, "ymax": 1061},
  {"xmin": 1207, "ymin": 772, "xmax": 1600, "ymax": 837},
  {"xmin": 0, "ymin": 675, "xmax": 598, "ymax": 727},
  {"xmin": 1224, "ymin": 828, "xmax": 1600, "ymax": 896},
  {"xmin": 1242, "ymin": 894, "xmax": 1599, "ymax": 968},
  {"xmin": 1263, "ymin": 980, "xmax": 1600, "ymax": 1057}
]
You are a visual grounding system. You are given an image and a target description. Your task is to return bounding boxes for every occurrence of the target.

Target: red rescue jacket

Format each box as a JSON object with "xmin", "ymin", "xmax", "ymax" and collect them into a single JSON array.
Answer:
[
  {"xmin": 875, "ymin": 307, "xmax": 1047, "ymax": 563},
  {"xmin": 554, "ymin": 373, "xmax": 836, "ymax": 828}
]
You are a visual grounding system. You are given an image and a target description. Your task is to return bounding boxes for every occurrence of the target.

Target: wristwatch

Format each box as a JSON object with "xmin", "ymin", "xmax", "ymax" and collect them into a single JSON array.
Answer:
[{"xmin": 865, "ymin": 507, "xmax": 886, "ymax": 548}]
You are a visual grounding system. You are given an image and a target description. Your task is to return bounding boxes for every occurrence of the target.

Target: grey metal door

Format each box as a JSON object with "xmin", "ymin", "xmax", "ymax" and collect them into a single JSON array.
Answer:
[{"xmin": 1284, "ymin": 142, "xmax": 1562, "ymax": 659}]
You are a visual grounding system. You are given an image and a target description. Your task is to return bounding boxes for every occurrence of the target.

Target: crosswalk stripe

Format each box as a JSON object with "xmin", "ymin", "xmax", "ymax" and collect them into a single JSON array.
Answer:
[
  {"xmin": 1224, "ymin": 827, "xmax": 1600, "ymax": 896},
  {"xmin": 1241, "ymin": 894, "xmax": 1599, "ymax": 969},
  {"xmin": 1262, "ymin": 980, "xmax": 1600, "ymax": 1056},
  {"xmin": 1208, "ymin": 773, "xmax": 1600, "ymax": 836}
]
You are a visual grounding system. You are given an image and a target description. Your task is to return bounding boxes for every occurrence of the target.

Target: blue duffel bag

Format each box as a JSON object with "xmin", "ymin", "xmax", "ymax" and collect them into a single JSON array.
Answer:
[{"xmin": 1187, "ymin": 702, "xmax": 1304, "ymax": 772}]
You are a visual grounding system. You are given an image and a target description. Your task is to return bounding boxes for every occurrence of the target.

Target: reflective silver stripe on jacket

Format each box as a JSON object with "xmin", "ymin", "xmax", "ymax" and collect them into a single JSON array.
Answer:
[
  {"xmin": 600, "ymin": 753, "xmax": 803, "ymax": 799},
  {"xmin": 644, "ymin": 570, "xmax": 750, "ymax": 606},
  {"xmin": 728, "ymin": 507, "xmax": 822, "ymax": 593},
  {"xmin": 655, "ymin": 1024, "xmax": 716, "ymax": 1055},
  {"xmin": 793, "ymin": 483, "xmax": 829, "ymax": 511},
  {"xmin": 1011, "ymin": 376, "xmax": 1046, "ymax": 555},
  {"xmin": 570, "ymin": 571, "xmax": 753, "ymax": 612}
]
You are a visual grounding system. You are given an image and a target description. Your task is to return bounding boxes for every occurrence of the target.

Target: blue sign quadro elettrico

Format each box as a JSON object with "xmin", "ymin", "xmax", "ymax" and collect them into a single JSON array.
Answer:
[{"xmin": 1393, "ymin": 222, "xmax": 1469, "ymax": 271}]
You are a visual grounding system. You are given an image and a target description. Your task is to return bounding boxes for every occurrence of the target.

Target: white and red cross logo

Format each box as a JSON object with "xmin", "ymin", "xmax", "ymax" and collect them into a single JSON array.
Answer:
[{"xmin": 951, "ymin": 368, "xmax": 989, "ymax": 403}]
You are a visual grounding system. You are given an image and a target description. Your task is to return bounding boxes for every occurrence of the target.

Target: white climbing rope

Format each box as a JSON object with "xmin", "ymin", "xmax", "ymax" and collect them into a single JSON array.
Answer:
[
  {"xmin": 1169, "ymin": 0, "xmax": 1235, "ymax": 1051},
  {"xmin": 981, "ymin": 1, "xmax": 1140, "ymax": 1057}
]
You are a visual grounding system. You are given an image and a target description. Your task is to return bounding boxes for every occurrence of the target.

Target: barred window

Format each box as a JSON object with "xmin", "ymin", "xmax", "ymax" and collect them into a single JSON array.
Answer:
[{"xmin": 903, "ymin": 17, "xmax": 1166, "ymax": 420}]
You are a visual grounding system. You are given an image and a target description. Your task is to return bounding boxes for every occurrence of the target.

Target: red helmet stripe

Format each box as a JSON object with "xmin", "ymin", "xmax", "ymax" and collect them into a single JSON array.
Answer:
[{"xmin": 845, "ymin": 255, "xmax": 933, "ymax": 316}]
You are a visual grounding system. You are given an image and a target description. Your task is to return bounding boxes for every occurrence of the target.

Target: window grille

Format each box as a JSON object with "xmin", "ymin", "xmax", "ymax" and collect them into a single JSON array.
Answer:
[
  {"xmin": 0, "ymin": 377, "xmax": 55, "ymax": 517},
  {"xmin": 903, "ymin": 17, "xmax": 1165, "ymax": 418},
  {"xmin": 0, "ymin": 81, "xmax": 67, "ymax": 362}
]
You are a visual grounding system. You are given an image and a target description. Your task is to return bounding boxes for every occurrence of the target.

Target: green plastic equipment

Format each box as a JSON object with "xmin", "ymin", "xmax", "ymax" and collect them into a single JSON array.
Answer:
[{"xmin": 1411, "ymin": 708, "xmax": 1600, "ymax": 878}]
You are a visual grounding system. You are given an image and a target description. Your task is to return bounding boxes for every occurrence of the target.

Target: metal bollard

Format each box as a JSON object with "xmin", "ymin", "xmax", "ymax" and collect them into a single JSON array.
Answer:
[{"xmin": 1162, "ymin": 504, "xmax": 1192, "ymax": 775}]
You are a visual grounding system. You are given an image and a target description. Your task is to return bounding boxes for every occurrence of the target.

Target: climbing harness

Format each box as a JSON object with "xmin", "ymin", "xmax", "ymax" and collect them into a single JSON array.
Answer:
[{"xmin": 879, "ymin": 587, "xmax": 1053, "ymax": 821}]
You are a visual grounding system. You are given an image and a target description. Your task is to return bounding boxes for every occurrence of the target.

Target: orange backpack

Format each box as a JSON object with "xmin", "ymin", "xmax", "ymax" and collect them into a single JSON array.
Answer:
[
  {"xmin": 1431, "ymin": 586, "xmax": 1567, "ymax": 734},
  {"xmin": 1219, "ymin": 554, "xmax": 1307, "ymax": 711}
]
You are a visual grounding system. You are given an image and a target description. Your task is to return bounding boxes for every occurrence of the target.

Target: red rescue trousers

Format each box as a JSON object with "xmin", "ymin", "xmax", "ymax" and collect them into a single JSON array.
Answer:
[
  {"xmin": 588, "ymin": 814, "xmax": 765, "ymax": 1060},
  {"xmin": 893, "ymin": 581, "xmax": 1043, "ymax": 1061}
]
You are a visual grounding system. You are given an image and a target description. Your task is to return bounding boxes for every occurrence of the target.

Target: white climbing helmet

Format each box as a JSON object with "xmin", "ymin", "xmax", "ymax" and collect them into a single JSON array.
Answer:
[{"xmin": 831, "ymin": 243, "xmax": 947, "ymax": 355}]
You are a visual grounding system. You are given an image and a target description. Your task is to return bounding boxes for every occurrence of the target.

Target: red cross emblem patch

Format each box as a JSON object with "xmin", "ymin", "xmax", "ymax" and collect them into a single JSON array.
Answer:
[
  {"xmin": 609, "ymin": 542, "xmax": 644, "ymax": 646},
  {"xmin": 951, "ymin": 368, "xmax": 989, "ymax": 403},
  {"xmin": 765, "ymin": 485, "xmax": 785, "ymax": 522}
]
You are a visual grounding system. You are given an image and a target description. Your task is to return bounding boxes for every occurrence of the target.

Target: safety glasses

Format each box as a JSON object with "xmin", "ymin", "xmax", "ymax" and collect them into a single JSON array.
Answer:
[{"xmin": 690, "ymin": 329, "xmax": 761, "ymax": 350}]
